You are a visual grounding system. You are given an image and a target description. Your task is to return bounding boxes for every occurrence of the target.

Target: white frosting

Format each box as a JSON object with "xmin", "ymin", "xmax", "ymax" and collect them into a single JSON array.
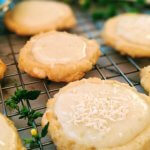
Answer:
[
  {"xmin": 54, "ymin": 81, "xmax": 150, "ymax": 148},
  {"xmin": 116, "ymin": 15, "xmax": 150, "ymax": 46},
  {"xmin": 12, "ymin": 1, "xmax": 70, "ymax": 27},
  {"xmin": 32, "ymin": 32, "xmax": 86, "ymax": 65},
  {"xmin": 0, "ymin": 115, "xmax": 18, "ymax": 150}
]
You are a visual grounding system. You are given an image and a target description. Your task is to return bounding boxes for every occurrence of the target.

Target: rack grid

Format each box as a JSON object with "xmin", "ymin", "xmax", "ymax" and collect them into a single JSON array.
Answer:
[{"xmin": 0, "ymin": 9, "xmax": 150, "ymax": 150}]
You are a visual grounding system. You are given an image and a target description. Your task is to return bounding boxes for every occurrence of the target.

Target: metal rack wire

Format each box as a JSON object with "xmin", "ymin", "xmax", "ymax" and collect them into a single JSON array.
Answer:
[{"xmin": 0, "ymin": 9, "xmax": 150, "ymax": 150}]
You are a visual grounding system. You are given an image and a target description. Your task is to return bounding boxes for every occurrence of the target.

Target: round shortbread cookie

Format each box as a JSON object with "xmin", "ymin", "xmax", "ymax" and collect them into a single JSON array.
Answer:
[
  {"xmin": 140, "ymin": 66, "xmax": 150, "ymax": 95},
  {"xmin": 102, "ymin": 13, "xmax": 150, "ymax": 57},
  {"xmin": 42, "ymin": 78, "xmax": 150, "ymax": 150},
  {"xmin": 18, "ymin": 31, "xmax": 101, "ymax": 82},
  {"xmin": 4, "ymin": 0, "xmax": 76, "ymax": 35},
  {"xmin": 0, "ymin": 113, "xmax": 25, "ymax": 150}
]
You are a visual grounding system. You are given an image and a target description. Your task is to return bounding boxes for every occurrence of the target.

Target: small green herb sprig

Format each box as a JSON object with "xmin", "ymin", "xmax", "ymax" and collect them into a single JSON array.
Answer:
[
  {"xmin": 60, "ymin": 0, "xmax": 147, "ymax": 19},
  {"xmin": 24, "ymin": 122, "xmax": 49, "ymax": 149},
  {"xmin": 5, "ymin": 88, "xmax": 49, "ymax": 149}
]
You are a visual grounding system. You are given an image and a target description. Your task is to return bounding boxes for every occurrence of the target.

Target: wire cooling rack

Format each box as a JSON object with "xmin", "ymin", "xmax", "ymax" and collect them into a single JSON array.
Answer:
[{"xmin": 0, "ymin": 9, "xmax": 150, "ymax": 150}]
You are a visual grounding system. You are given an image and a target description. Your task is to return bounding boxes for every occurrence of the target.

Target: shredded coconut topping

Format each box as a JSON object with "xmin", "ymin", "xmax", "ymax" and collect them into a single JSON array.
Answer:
[{"xmin": 66, "ymin": 91, "xmax": 129, "ymax": 134}]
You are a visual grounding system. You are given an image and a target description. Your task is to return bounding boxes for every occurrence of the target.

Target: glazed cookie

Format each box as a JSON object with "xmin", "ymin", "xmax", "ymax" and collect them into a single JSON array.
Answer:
[
  {"xmin": 102, "ymin": 13, "xmax": 150, "ymax": 57},
  {"xmin": 140, "ymin": 66, "xmax": 150, "ymax": 95},
  {"xmin": 0, "ymin": 113, "xmax": 25, "ymax": 150},
  {"xmin": 18, "ymin": 31, "xmax": 101, "ymax": 82},
  {"xmin": 0, "ymin": 59, "xmax": 6, "ymax": 79},
  {"xmin": 42, "ymin": 78, "xmax": 150, "ymax": 150},
  {"xmin": 4, "ymin": 0, "xmax": 76, "ymax": 35}
]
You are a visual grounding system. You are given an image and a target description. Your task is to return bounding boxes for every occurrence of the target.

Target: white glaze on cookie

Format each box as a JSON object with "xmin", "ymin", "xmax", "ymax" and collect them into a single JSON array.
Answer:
[
  {"xmin": 12, "ymin": 1, "xmax": 68, "ymax": 27},
  {"xmin": 54, "ymin": 81, "xmax": 150, "ymax": 148},
  {"xmin": 32, "ymin": 32, "xmax": 86, "ymax": 65},
  {"xmin": 117, "ymin": 15, "xmax": 150, "ymax": 46}
]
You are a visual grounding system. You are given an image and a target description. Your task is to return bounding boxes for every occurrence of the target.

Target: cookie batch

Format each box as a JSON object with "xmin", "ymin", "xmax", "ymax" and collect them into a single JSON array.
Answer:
[{"xmin": 0, "ymin": 0, "xmax": 150, "ymax": 150}]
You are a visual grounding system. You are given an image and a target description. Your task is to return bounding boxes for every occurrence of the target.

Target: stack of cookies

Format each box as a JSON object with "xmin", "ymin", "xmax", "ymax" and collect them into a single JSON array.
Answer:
[{"xmin": 1, "ymin": 0, "xmax": 150, "ymax": 150}]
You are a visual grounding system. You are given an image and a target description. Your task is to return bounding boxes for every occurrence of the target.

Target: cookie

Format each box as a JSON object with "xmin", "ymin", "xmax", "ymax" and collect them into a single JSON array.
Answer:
[
  {"xmin": 18, "ymin": 31, "xmax": 101, "ymax": 82},
  {"xmin": 140, "ymin": 66, "xmax": 150, "ymax": 95},
  {"xmin": 0, "ymin": 113, "xmax": 25, "ymax": 150},
  {"xmin": 0, "ymin": 59, "xmax": 6, "ymax": 79},
  {"xmin": 102, "ymin": 13, "xmax": 150, "ymax": 57},
  {"xmin": 4, "ymin": 1, "xmax": 76, "ymax": 35},
  {"xmin": 42, "ymin": 78, "xmax": 150, "ymax": 150}
]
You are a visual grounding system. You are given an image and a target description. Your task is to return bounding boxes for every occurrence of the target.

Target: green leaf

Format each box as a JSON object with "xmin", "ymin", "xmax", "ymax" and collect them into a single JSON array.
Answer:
[
  {"xmin": 26, "ymin": 110, "xmax": 43, "ymax": 126},
  {"xmin": 24, "ymin": 138, "xmax": 39, "ymax": 149},
  {"xmin": 136, "ymin": 0, "xmax": 146, "ymax": 5},
  {"xmin": 122, "ymin": 3, "xmax": 139, "ymax": 13},
  {"xmin": 92, "ymin": 4, "xmax": 117, "ymax": 20},
  {"xmin": 25, "ymin": 90, "xmax": 41, "ymax": 100},
  {"xmin": 63, "ymin": 0, "xmax": 72, "ymax": 3},
  {"xmin": 32, "ymin": 111, "xmax": 43, "ymax": 119},
  {"xmin": 5, "ymin": 98, "xmax": 19, "ymax": 110},
  {"xmin": 79, "ymin": 0, "xmax": 91, "ymax": 9},
  {"xmin": 97, "ymin": 0, "xmax": 112, "ymax": 5},
  {"xmin": 15, "ymin": 89, "xmax": 28, "ymax": 100},
  {"xmin": 28, "ymin": 120, "xmax": 33, "ymax": 126},
  {"xmin": 15, "ymin": 89, "xmax": 41, "ymax": 100},
  {"xmin": 41, "ymin": 122, "xmax": 49, "ymax": 138},
  {"xmin": 19, "ymin": 106, "xmax": 30, "ymax": 119},
  {"xmin": 23, "ymin": 138, "xmax": 33, "ymax": 144}
]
